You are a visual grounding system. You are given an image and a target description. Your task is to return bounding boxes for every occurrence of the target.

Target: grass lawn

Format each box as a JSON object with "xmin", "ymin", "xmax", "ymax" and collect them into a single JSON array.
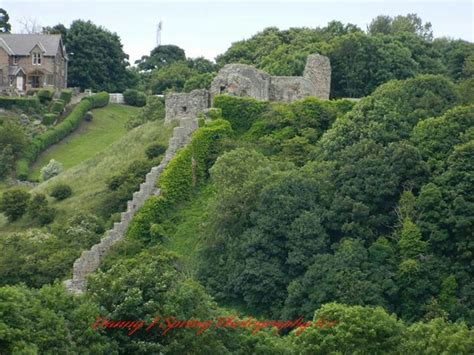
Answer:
[{"xmin": 29, "ymin": 104, "xmax": 140, "ymax": 180}]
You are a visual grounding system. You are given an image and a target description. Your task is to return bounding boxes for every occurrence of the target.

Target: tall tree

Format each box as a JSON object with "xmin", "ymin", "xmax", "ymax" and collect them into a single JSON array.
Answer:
[
  {"xmin": 135, "ymin": 44, "xmax": 186, "ymax": 71},
  {"xmin": 64, "ymin": 20, "xmax": 135, "ymax": 92},
  {"xmin": 0, "ymin": 8, "xmax": 11, "ymax": 33}
]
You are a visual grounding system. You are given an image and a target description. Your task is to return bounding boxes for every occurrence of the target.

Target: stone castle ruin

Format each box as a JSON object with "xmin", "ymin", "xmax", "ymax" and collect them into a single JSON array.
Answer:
[{"xmin": 165, "ymin": 53, "xmax": 331, "ymax": 122}]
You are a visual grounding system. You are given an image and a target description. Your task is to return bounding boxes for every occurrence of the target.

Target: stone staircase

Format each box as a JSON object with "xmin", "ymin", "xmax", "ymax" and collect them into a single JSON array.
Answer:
[{"xmin": 64, "ymin": 118, "xmax": 199, "ymax": 294}]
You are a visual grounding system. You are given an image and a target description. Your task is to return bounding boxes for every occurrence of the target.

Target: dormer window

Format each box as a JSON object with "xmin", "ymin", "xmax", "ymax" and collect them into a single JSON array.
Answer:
[{"xmin": 32, "ymin": 52, "xmax": 42, "ymax": 65}]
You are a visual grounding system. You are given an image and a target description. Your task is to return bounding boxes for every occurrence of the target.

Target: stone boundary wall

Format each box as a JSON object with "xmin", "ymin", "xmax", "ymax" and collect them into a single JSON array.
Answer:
[
  {"xmin": 109, "ymin": 93, "xmax": 125, "ymax": 104},
  {"xmin": 64, "ymin": 117, "xmax": 199, "ymax": 294}
]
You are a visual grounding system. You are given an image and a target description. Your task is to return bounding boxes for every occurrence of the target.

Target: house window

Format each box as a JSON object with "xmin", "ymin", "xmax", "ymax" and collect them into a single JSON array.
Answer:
[
  {"xmin": 181, "ymin": 106, "xmax": 187, "ymax": 113},
  {"xmin": 13, "ymin": 56, "xmax": 18, "ymax": 65},
  {"xmin": 32, "ymin": 52, "xmax": 42, "ymax": 65}
]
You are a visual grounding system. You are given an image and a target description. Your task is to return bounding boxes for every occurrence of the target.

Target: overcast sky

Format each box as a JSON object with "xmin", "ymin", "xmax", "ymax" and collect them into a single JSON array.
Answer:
[{"xmin": 1, "ymin": 0, "xmax": 473, "ymax": 64}]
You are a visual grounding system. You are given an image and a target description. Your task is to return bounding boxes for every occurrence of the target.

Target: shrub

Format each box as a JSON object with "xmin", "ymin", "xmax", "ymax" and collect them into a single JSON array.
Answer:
[
  {"xmin": 123, "ymin": 89, "xmax": 147, "ymax": 107},
  {"xmin": 0, "ymin": 96, "xmax": 40, "ymax": 111},
  {"xmin": 145, "ymin": 143, "xmax": 166, "ymax": 159},
  {"xmin": 213, "ymin": 95, "xmax": 269, "ymax": 133},
  {"xmin": 40, "ymin": 159, "xmax": 63, "ymax": 181},
  {"xmin": 126, "ymin": 96, "xmax": 165, "ymax": 129},
  {"xmin": 0, "ymin": 188, "xmax": 30, "ymax": 221},
  {"xmin": 0, "ymin": 145, "xmax": 14, "ymax": 179},
  {"xmin": 82, "ymin": 91, "xmax": 109, "ymax": 108},
  {"xmin": 42, "ymin": 113, "xmax": 58, "ymax": 126},
  {"xmin": 37, "ymin": 89, "xmax": 54, "ymax": 104},
  {"xmin": 15, "ymin": 159, "xmax": 29, "ymax": 180},
  {"xmin": 50, "ymin": 184, "xmax": 72, "ymax": 200},
  {"xmin": 85, "ymin": 111, "xmax": 93, "ymax": 121},
  {"xmin": 27, "ymin": 194, "xmax": 56, "ymax": 225},
  {"xmin": 50, "ymin": 99, "xmax": 65, "ymax": 114},
  {"xmin": 59, "ymin": 89, "xmax": 73, "ymax": 104}
]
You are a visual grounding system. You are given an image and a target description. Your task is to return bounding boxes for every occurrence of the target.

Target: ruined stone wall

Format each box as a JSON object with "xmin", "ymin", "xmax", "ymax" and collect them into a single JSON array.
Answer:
[
  {"xmin": 64, "ymin": 117, "xmax": 199, "ymax": 294},
  {"xmin": 269, "ymin": 76, "xmax": 316, "ymax": 103},
  {"xmin": 165, "ymin": 89, "xmax": 209, "ymax": 123},
  {"xmin": 209, "ymin": 64, "xmax": 270, "ymax": 103},
  {"xmin": 303, "ymin": 54, "xmax": 331, "ymax": 100}
]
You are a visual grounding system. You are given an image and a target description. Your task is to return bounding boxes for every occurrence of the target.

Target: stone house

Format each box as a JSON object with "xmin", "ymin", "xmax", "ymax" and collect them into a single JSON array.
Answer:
[{"xmin": 0, "ymin": 34, "xmax": 67, "ymax": 94}]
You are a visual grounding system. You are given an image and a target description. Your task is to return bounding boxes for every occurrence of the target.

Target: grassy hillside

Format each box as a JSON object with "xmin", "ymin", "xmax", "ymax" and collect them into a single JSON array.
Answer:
[
  {"xmin": 0, "ymin": 119, "xmax": 174, "ymax": 232},
  {"xmin": 29, "ymin": 104, "xmax": 140, "ymax": 180}
]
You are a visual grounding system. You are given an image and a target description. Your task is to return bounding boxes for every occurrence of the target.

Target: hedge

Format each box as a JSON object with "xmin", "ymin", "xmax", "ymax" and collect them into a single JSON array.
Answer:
[
  {"xmin": 81, "ymin": 91, "xmax": 110, "ymax": 108},
  {"xmin": 127, "ymin": 119, "xmax": 232, "ymax": 240},
  {"xmin": 213, "ymin": 95, "xmax": 269, "ymax": 133},
  {"xmin": 50, "ymin": 99, "xmax": 65, "ymax": 114},
  {"xmin": 16, "ymin": 92, "xmax": 109, "ymax": 180},
  {"xmin": 42, "ymin": 113, "xmax": 58, "ymax": 126},
  {"xmin": 37, "ymin": 89, "xmax": 54, "ymax": 104},
  {"xmin": 59, "ymin": 89, "xmax": 73, "ymax": 104},
  {"xmin": 0, "ymin": 96, "xmax": 40, "ymax": 111},
  {"xmin": 123, "ymin": 89, "xmax": 147, "ymax": 107}
]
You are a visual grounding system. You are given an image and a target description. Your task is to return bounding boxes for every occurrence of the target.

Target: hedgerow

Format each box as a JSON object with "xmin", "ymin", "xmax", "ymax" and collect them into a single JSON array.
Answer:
[
  {"xmin": 15, "ymin": 92, "xmax": 109, "ymax": 180},
  {"xmin": 0, "ymin": 96, "xmax": 40, "ymax": 111}
]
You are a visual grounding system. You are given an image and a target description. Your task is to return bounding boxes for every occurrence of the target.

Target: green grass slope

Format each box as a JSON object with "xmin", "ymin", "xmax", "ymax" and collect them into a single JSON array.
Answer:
[
  {"xmin": 0, "ymin": 120, "xmax": 173, "ymax": 232},
  {"xmin": 29, "ymin": 104, "xmax": 140, "ymax": 180}
]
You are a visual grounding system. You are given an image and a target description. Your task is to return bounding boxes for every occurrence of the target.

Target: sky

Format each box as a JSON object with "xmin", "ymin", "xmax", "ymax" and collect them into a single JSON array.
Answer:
[{"xmin": 1, "ymin": 0, "xmax": 473, "ymax": 64}]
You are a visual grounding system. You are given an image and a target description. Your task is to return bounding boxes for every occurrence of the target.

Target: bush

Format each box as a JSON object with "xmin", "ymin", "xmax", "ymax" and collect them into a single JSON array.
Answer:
[
  {"xmin": 213, "ymin": 95, "xmax": 269, "ymax": 133},
  {"xmin": 27, "ymin": 194, "xmax": 56, "ymax": 225},
  {"xmin": 42, "ymin": 113, "xmax": 58, "ymax": 126},
  {"xmin": 0, "ymin": 188, "xmax": 30, "ymax": 221},
  {"xmin": 59, "ymin": 89, "xmax": 73, "ymax": 104},
  {"xmin": 123, "ymin": 89, "xmax": 147, "ymax": 107},
  {"xmin": 50, "ymin": 99, "xmax": 65, "ymax": 114},
  {"xmin": 82, "ymin": 91, "xmax": 109, "ymax": 108},
  {"xmin": 126, "ymin": 96, "xmax": 165, "ymax": 129},
  {"xmin": 40, "ymin": 159, "xmax": 63, "ymax": 181},
  {"xmin": 85, "ymin": 111, "xmax": 93, "ymax": 121},
  {"xmin": 37, "ymin": 89, "xmax": 54, "ymax": 104},
  {"xmin": 15, "ymin": 159, "xmax": 29, "ymax": 180},
  {"xmin": 0, "ymin": 96, "xmax": 40, "ymax": 111},
  {"xmin": 145, "ymin": 143, "xmax": 166, "ymax": 159},
  {"xmin": 50, "ymin": 184, "xmax": 72, "ymax": 200},
  {"xmin": 0, "ymin": 145, "xmax": 14, "ymax": 179}
]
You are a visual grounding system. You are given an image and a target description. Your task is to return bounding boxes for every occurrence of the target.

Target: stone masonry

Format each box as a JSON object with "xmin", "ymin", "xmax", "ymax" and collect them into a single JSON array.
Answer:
[
  {"xmin": 165, "ymin": 89, "xmax": 210, "ymax": 123},
  {"xmin": 64, "ymin": 117, "xmax": 199, "ymax": 294},
  {"xmin": 165, "ymin": 53, "xmax": 331, "ymax": 122}
]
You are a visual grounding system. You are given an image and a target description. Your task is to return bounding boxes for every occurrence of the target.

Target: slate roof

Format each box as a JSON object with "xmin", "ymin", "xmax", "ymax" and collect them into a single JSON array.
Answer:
[{"xmin": 0, "ymin": 34, "xmax": 63, "ymax": 56}]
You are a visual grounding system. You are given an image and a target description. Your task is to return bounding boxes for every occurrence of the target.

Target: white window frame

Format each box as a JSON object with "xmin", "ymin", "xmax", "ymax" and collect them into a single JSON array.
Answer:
[{"xmin": 32, "ymin": 52, "xmax": 42, "ymax": 65}]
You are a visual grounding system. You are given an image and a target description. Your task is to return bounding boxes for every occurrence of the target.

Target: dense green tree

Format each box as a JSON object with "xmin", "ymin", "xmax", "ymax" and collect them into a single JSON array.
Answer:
[
  {"xmin": 328, "ymin": 32, "xmax": 418, "ymax": 97},
  {"xmin": 0, "ymin": 8, "xmax": 11, "ymax": 32},
  {"xmin": 64, "ymin": 20, "xmax": 136, "ymax": 91},
  {"xmin": 411, "ymin": 105, "xmax": 474, "ymax": 174},
  {"xmin": 135, "ymin": 45, "xmax": 186, "ymax": 71},
  {"xmin": 288, "ymin": 303, "xmax": 404, "ymax": 354},
  {"xmin": 0, "ymin": 284, "xmax": 115, "ymax": 353},
  {"xmin": 0, "ymin": 188, "xmax": 30, "ymax": 222},
  {"xmin": 0, "ymin": 120, "xmax": 29, "ymax": 157}
]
